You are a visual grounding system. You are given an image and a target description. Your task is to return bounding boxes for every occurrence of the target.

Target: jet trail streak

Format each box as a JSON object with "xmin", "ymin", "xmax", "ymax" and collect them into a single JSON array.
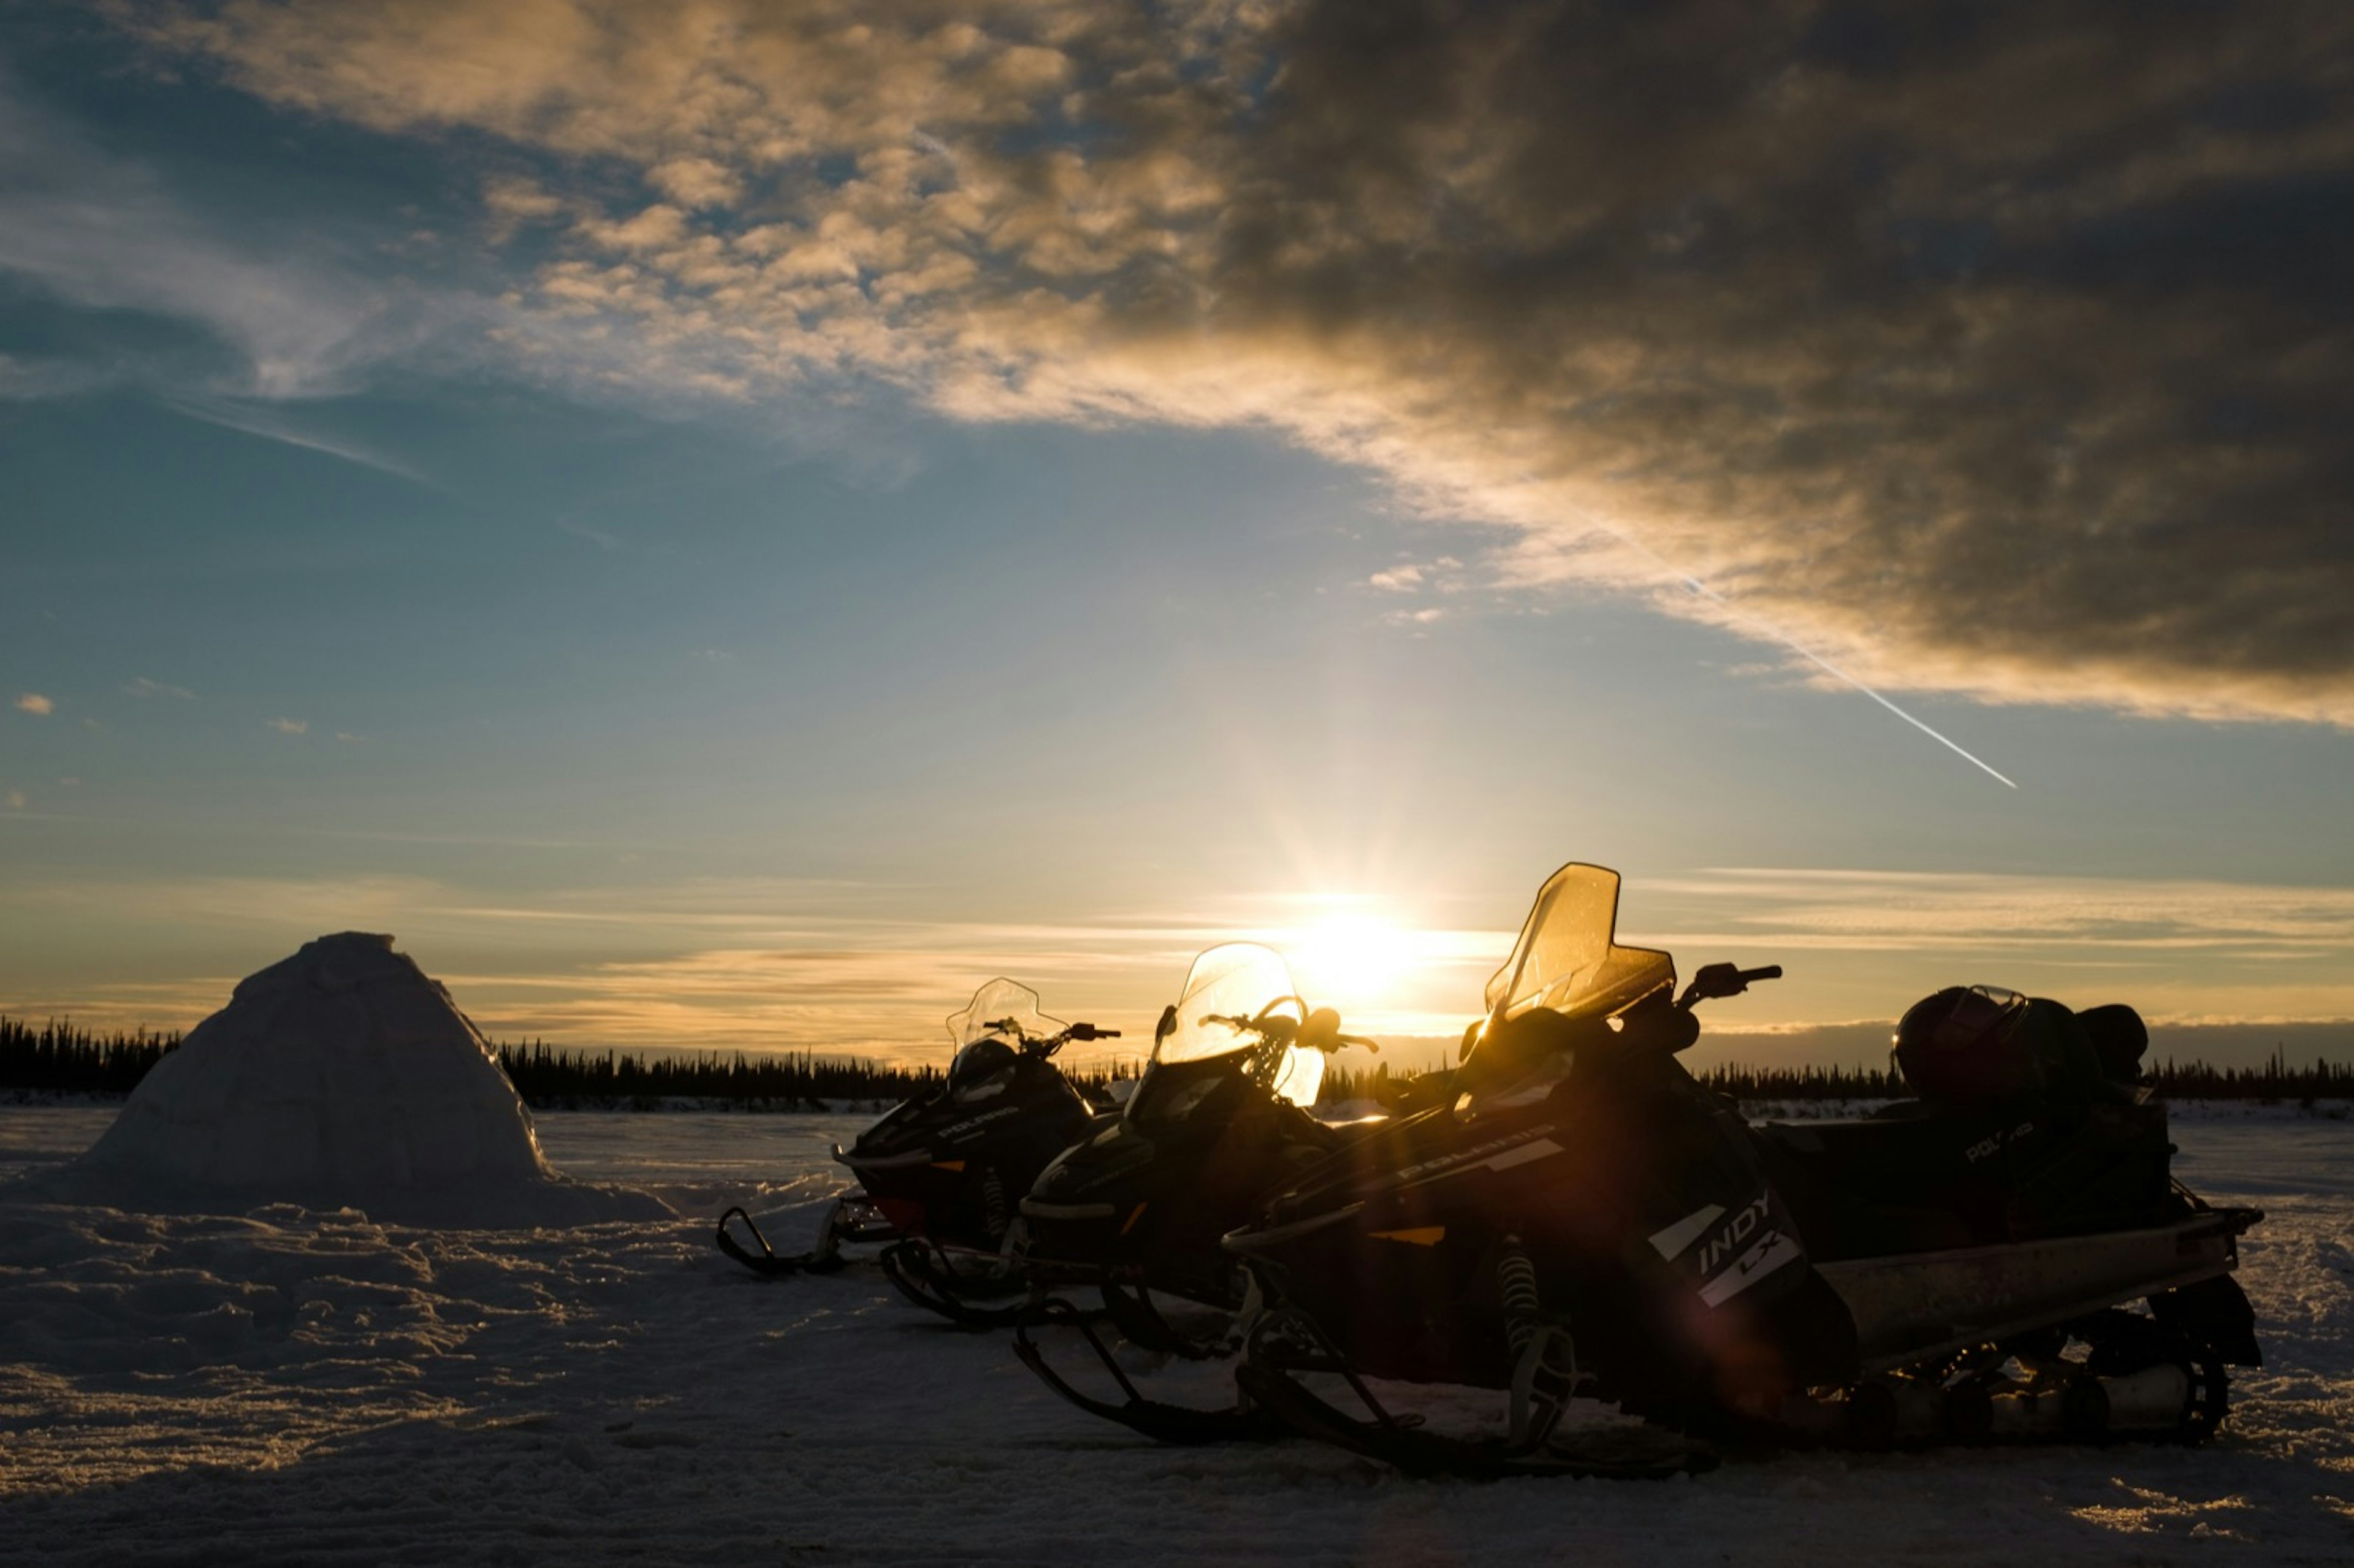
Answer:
[
  {"xmin": 1536, "ymin": 498, "xmax": 2017, "ymax": 788},
  {"xmin": 1678, "ymin": 576, "xmax": 2019, "ymax": 790}
]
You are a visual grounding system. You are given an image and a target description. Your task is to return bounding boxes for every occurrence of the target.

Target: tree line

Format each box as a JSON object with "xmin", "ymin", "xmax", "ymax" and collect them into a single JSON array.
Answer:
[
  {"xmin": 1326, "ymin": 1054, "xmax": 2354, "ymax": 1105},
  {"xmin": 486, "ymin": 1038, "xmax": 1141, "ymax": 1108},
  {"xmin": 6, "ymin": 1015, "xmax": 2352, "ymax": 1107},
  {"xmin": 0, "ymin": 1017, "xmax": 184, "ymax": 1095}
]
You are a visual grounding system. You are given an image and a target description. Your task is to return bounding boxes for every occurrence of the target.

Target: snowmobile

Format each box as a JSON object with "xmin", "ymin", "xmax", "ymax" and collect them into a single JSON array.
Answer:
[
  {"xmin": 1010, "ymin": 942, "xmax": 1381, "ymax": 1441},
  {"xmin": 1226, "ymin": 862, "xmax": 2264, "ymax": 1479},
  {"xmin": 716, "ymin": 978, "xmax": 1115, "ymax": 1322}
]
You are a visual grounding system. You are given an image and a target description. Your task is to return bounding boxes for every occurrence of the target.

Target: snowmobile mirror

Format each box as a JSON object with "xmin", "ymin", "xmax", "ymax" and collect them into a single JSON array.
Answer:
[
  {"xmin": 1459, "ymin": 1019, "xmax": 1484, "ymax": 1063},
  {"xmin": 1154, "ymin": 1003, "xmax": 1178, "ymax": 1045},
  {"xmin": 1299, "ymin": 1007, "xmax": 1342, "ymax": 1052}
]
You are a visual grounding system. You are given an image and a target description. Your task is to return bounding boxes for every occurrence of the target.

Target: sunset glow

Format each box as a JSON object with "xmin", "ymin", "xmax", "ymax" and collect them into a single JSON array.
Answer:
[
  {"xmin": 0, "ymin": 1, "xmax": 2347, "ymax": 1075},
  {"xmin": 1287, "ymin": 907, "xmax": 1419, "ymax": 1011}
]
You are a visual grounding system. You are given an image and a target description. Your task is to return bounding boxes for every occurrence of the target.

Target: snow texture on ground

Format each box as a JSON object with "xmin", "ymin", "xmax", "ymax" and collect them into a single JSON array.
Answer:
[{"xmin": 1, "ymin": 1105, "xmax": 2350, "ymax": 1566}]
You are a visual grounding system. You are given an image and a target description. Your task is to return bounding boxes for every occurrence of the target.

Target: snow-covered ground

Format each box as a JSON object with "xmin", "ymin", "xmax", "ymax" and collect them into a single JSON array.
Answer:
[{"xmin": 2, "ymin": 1105, "xmax": 2350, "ymax": 1566}]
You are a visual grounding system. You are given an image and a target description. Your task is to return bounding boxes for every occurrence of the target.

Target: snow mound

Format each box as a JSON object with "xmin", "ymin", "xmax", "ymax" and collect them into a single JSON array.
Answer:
[{"xmin": 26, "ymin": 932, "xmax": 665, "ymax": 1226}]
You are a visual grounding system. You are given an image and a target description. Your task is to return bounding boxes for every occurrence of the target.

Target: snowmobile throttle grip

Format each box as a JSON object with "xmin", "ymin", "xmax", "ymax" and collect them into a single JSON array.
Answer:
[{"xmin": 1678, "ymin": 961, "xmax": 1785, "ymax": 1007}]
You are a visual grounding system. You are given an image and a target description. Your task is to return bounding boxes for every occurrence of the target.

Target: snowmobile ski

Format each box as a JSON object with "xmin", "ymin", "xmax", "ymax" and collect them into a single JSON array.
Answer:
[
  {"xmin": 1013, "ymin": 1296, "xmax": 1289, "ymax": 1444},
  {"xmin": 878, "ymin": 1238, "xmax": 1050, "ymax": 1329},
  {"xmin": 715, "ymin": 1203, "xmax": 849, "ymax": 1277}
]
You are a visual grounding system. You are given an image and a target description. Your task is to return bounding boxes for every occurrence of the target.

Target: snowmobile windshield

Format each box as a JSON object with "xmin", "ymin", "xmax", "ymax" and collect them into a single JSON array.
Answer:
[
  {"xmin": 945, "ymin": 978, "xmax": 1064, "ymax": 1096},
  {"xmin": 1270, "ymin": 1044, "xmax": 1325, "ymax": 1108},
  {"xmin": 1138, "ymin": 943, "xmax": 1322, "ymax": 1111},
  {"xmin": 1153, "ymin": 944, "xmax": 1302, "ymax": 1066},
  {"xmin": 947, "ymin": 978, "xmax": 1065, "ymax": 1052},
  {"xmin": 1483, "ymin": 863, "xmax": 1675, "ymax": 1029}
]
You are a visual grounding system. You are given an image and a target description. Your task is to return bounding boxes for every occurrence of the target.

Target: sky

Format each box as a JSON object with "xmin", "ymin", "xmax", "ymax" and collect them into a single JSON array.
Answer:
[{"xmin": 2, "ymin": 1, "xmax": 2351, "ymax": 1071}]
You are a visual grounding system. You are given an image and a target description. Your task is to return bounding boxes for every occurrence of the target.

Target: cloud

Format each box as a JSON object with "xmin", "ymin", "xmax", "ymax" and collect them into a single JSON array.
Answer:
[
  {"xmin": 1626, "ymin": 866, "xmax": 2354, "ymax": 1027},
  {"xmin": 105, "ymin": 1, "xmax": 2354, "ymax": 722},
  {"xmin": 122, "ymin": 677, "xmax": 194, "ymax": 700},
  {"xmin": 1640, "ymin": 867, "xmax": 2354, "ymax": 957},
  {"xmin": 0, "ymin": 864, "xmax": 1491, "ymax": 1054},
  {"xmin": 14, "ymin": 693, "xmax": 54, "ymax": 715},
  {"xmin": 4, "ymin": 863, "xmax": 2348, "ymax": 1054},
  {"xmin": 265, "ymin": 717, "xmax": 308, "ymax": 734},
  {"xmin": 0, "ymin": 68, "xmax": 471, "ymax": 399},
  {"xmin": 0, "ymin": 351, "xmax": 113, "ymax": 400}
]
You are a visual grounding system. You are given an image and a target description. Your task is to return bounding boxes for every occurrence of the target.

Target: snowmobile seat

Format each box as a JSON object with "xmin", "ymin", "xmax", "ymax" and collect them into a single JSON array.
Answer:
[{"xmin": 1754, "ymin": 1097, "xmax": 2176, "ymax": 1263}]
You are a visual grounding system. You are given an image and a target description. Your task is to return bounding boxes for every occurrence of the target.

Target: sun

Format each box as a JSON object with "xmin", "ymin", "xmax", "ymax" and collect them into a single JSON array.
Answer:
[{"xmin": 1290, "ymin": 908, "xmax": 1416, "ymax": 1011}]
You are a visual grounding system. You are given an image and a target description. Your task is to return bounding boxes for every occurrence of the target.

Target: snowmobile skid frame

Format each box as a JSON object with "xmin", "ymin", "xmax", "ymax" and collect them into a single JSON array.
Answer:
[
  {"xmin": 1796, "ymin": 1307, "xmax": 2231, "ymax": 1449},
  {"xmin": 1011, "ymin": 1295, "xmax": 1287, "ymax": 1444},
  {"xmin": 1233, "ymin": 1205, "xmax": 2263, "ymax": 1476},
  {"xmin": 1745, "ymin": 1205, "xmax": 2263, "ymax": 1452},
  {"xmin": 1235, "ymin": 1306, "xmax": 1714, "ymax": 1480}
]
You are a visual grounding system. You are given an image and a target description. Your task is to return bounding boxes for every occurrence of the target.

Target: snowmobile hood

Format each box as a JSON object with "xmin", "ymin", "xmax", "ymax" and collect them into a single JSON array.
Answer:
[
  {"xmin": 841, "ymin": 1054, "xmax": 1091, "ymax": 1168},
  {"xmin": 1025, "ymin": 1118, "xmax": 1162, "ymax": 1206},
  {"xmin": 1246, "ymin": 1103, "xmax": 1455, "ymax": 1224}
]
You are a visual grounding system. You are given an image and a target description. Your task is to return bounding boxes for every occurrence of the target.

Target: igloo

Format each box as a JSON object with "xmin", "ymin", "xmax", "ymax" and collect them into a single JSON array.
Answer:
[{"xmin": 47, "ymin": 932, "xmax": 661, "ymax": 1225}]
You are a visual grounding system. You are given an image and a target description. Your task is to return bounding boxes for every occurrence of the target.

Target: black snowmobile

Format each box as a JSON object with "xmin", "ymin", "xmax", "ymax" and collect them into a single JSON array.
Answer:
[
  {"xmin": 1010, "ymin": 942, "xmax": 1381, "ymax": 1441},
  {"xmin": 1227, "ymin": 862, "xmax": 2264, "ymax": 1479},
  {"xmin": 716, "ymin": 978, "xmax": 1114, "ymax": 1323}
]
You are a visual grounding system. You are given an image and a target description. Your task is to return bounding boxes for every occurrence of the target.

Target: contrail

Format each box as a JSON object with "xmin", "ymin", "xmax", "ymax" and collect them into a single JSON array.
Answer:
[
  {"xmin": 161, "ymin": 394, "xmax": 439, "ymax": 488},
  {"xmin": 1545, "ymin": 500, "xmax": 2019, "ymax": 789},
  {"xmin": 1676, "ymin": 574, "xmax": 2019, "ymax": 790}
]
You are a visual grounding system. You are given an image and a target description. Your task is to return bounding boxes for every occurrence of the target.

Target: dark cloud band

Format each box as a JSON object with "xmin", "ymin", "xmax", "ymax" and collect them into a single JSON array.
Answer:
[{"xmin": 115, "ymin": 0, "xmax": 2354, "ymax": 721}]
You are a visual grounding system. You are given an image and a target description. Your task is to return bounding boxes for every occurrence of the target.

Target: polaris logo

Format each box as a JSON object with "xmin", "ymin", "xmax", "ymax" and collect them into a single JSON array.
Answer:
[
  {"xmin": 1390, "ymin": 1125, "xmax": 1559, "ymax": 1188},
  {"xmin": 940, "ymin": 1105, "xmax": 1024, "ymax": 1140},
  {"xmin": 1965, "ymin": 1120, "xmax": 2037, "ymax": 1164}
]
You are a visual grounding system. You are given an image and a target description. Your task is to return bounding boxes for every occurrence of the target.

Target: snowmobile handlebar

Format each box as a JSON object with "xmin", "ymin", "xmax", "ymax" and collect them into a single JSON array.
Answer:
[
  {"xmin": 1676, "ymin": 962, "xmax": 1783, "ymax": 1009},
  {"xmin": 991, "ymin": 1018, "xmax": 1120, "ymax": 1056},
  {"xmin": 1200, "ymin": 1003, "xmax": 1377, "ymax": 1054}
]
